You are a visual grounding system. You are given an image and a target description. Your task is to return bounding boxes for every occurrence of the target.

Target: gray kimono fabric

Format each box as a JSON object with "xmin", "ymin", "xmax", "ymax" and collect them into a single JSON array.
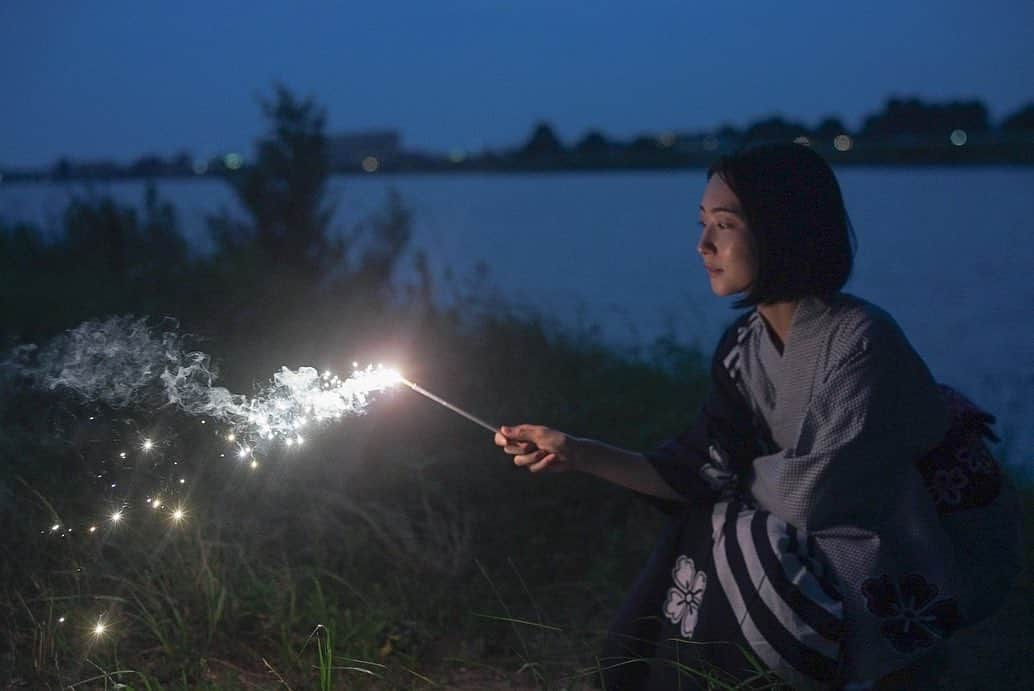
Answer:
[{"xmin": 729, "ymin": 294, "xmax": 961, "ymax": 683}]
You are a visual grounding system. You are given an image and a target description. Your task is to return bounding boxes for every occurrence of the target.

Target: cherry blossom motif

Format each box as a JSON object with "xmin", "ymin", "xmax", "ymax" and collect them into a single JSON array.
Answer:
[
  {"xmin": 929, "ymin": 467, "xmax": 969, "ymax": 507},
  {"xmin": 663, "ymin": 555, "xmax": 708, "ymax": 638},
  {"xmin": 957, "ymin": 437, "xmax": 995, "ymax": 474},
  {"xmin": 862, "ymin": 574, "xmax": 961, "ymax": 654}
]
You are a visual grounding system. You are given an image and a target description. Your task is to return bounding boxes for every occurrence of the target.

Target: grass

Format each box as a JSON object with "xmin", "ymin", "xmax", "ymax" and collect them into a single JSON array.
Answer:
[
  {"xmin": 1, "ymin": 181, "xmax": 1030, "ymax": 688},
  {"xmin": 1, "ymin": 298, "xmax": 1031, "ymax": 689}
]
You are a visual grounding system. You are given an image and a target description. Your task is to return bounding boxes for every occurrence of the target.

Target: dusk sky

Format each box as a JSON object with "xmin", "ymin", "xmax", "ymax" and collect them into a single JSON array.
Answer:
[{"xmin": 2, "ymin": 0, "xmax": 1031, "ymax": 168}]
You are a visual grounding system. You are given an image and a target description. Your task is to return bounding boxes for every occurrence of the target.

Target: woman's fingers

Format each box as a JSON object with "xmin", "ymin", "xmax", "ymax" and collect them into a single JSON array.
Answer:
[
  {"xmin": 513, "ymin": 449, "xmax": 548, "ymax": 467},
  {"xmin": 528, "ymin": 453, "xmax": 558, "ymax": 472}
]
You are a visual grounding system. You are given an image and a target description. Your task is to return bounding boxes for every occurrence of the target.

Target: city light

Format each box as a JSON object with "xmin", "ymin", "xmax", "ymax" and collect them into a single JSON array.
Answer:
[{"xmin": 361, "ymin": 156, "xmax": 379, "ymax": 173}]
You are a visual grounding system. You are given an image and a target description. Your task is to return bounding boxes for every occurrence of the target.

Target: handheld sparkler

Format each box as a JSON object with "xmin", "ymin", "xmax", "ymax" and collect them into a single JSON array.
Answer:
[{"xmin": 397, "ymin": 376, "xmax": 498, "ymax": 434}]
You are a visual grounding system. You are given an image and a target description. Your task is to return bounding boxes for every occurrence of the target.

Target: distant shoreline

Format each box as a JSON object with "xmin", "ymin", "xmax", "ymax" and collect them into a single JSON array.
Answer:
[{"xmin": 2, "ymin": 150, "xmax": 1033, "ymax": 186}]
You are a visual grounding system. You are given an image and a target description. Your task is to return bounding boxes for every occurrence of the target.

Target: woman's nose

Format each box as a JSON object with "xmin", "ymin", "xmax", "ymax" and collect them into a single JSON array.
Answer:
[{"xmin": 697, "ymin": 227, "xmax": 715, "ymax": 255}]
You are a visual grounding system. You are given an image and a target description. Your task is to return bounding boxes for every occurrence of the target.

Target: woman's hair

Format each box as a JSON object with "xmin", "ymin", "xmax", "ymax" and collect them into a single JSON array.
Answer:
[{"xmin": 707, "ymin": 143, "xmax": 856, "ymax": 308}]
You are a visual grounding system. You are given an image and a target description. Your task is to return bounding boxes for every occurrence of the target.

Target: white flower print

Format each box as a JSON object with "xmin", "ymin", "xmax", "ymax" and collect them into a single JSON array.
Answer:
[{"xmin": 663, "ymin": 555, "xmax": 708, "ymax": 638}]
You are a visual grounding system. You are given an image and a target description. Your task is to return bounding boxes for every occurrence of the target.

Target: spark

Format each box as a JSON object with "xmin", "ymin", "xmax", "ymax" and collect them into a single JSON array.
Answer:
[
  {"xmin": 238, "ymin": 445, "xmax": 251, "ymax": 459},
  {"xmin": 250, "ymin": 460, "xmax": 259, "ymax": 469},
  {"xmin": 152, "ymin": 498, "xmax": 162, "ymax": 509},
  {"xmin": 227, "ymin": 432, "xmax": 236, "ymax": 442},
  {"xmin": 58, "ymin": 616, "xmax": 66, "ymax": 624},
  {"xmin": 110, "ymin": 510, "xmax": 123, "ymax": 523},
  {"xmin": 142, "ymin": 438, "xmax": 154, "ymax": 451},
  {"xmin": 93, "ymin": 619, "xmax": 107, "ymax": 637},
  {"xmin": 119, "ymin": 452, "xmax": 127, "ymax": 459},
  {"xmin": 89, "ymin": 526, "xmax": 97, "ymax": 533},
  {"xmin": 171, "ymin": 507, "xmax": 186, "ymax": 522}
]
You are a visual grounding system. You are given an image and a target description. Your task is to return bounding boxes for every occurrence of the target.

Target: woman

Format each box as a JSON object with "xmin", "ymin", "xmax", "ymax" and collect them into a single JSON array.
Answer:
[{"xmin": 494, "ymin": 144, "xmax": 1019, "ymax": 689}]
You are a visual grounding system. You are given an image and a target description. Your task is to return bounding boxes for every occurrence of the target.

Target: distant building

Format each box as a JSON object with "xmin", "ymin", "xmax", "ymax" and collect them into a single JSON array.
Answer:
[{"xmin": 327, "ymin": 131, "xmax": 401, "ymax": 170}]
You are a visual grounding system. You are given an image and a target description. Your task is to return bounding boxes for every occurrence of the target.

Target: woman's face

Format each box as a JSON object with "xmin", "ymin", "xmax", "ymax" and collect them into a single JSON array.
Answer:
[{"xmin": 697, "ymin": 174, "xmax": 757, "ymax": 297}]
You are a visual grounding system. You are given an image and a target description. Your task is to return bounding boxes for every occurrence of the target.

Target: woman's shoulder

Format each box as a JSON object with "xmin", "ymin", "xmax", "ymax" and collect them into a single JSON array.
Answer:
[{"xmin": 821, "ymin": 292, "xmax": 910, "ymax": 352}]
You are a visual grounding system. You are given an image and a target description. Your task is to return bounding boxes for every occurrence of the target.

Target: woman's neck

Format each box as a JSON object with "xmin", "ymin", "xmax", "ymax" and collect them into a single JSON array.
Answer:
[{"xmin": 757, "ymin": 300, "xmax": 799, "ymax": 353}]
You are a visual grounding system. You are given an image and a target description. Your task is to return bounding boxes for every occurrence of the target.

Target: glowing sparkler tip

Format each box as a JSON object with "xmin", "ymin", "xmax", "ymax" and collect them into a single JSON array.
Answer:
[
  {"xmin": 89, "ymin": 526, "xmax": 97, "ymax": 533},
  {"xmin": 93, "ymin": 621, "xmax": 107, "ymax": 636},
  {"xmin": 250, "ymin": 460, "xmax": 259, "ymax": 469},
  {"xmin": 226, "ymin": 432, "xmax": 236, "ymax": 442},
  {"xmin": 171, "ymin": 507, "xmax": 186, "ymax": 522},
  {"xmin": 142, "ymin": 439, "xmax": 153, "ymax": 451},
  {"xmin": 238, "ymin": 446, "xmax": 251, "ymax": 459},
  {"xmin": 51, "ymin": 523, "xmax": 60, "ymax": 532},
  {"xmin": 58, "ymin": 616, "xmax": 65, "ymax": 624},
  {"xmin": 110, "ymin": 511, "xmax": 123, "ymax": 523},
  {"xmin": 152, "ymin": 498, "xmax": 161, "ymax": 509}
]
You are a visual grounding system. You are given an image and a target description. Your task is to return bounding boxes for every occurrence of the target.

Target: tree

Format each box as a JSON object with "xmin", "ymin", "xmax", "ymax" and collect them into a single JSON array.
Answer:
[
  {"xmin": 813, "ymin": 116, "xmax": 849, "ymax": 139},
  {"xmin": 215, "ymin": 84, "xmax": 337, "ymax": 275},
  {"xmin": 520, "ymin": 122, "xmax": 565, "ymax": 158},
  {"xmin": 1001, "ymin": 103, "xmax": 1034, "ymax": 132},
  {"xmin": 575, "ymin": 130, "xmax": 611, "ymax": 156},
  {"xmin": 862, "ymin": 97, "xmax": 990, "ymax": 137},
  {"xmin": 742, "ymin": 115, "xmax": 809, "ymax": 143}
]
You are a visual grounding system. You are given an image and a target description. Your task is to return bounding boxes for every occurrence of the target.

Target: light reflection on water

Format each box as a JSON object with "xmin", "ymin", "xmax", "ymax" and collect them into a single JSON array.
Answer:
[{"xmin": 3, "ymin": 169, "xmax": 1032, "ymax": 469}]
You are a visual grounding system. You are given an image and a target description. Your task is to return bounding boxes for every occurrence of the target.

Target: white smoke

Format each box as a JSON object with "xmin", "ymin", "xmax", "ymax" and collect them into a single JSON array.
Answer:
[{"xmin": 2, "ymin": 316, "xmax": 397, "ymax": 443}]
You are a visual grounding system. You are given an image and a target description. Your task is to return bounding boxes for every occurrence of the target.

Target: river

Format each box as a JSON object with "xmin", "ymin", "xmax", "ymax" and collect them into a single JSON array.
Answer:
[{"xmin": 2, "ymin": 168, "xmax": 1032, "ymax": 470}]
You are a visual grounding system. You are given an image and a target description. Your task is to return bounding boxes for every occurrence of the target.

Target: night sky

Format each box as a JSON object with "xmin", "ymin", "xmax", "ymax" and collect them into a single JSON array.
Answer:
[{"xmin": 1, "ymin": 0, "xmax": 1031, "ymax": 168}]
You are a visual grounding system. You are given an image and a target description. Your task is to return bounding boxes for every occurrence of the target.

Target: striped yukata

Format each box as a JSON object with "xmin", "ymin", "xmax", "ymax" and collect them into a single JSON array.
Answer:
[{"xmin": 604, "ymin": 294, "xmax": 1021, "ymax": 689}]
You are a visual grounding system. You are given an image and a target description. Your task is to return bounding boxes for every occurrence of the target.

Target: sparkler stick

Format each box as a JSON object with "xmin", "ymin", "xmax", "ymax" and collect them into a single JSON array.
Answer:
[{"xmin": 397, "ymin": 377, "xmax": 498, "ymax": 434}]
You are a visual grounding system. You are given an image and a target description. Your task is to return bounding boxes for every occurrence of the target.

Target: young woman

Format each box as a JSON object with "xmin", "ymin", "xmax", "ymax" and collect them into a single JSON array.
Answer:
[{"xmin": 494, "ymin": 144, "xmax": 1020, "ymax": 689}]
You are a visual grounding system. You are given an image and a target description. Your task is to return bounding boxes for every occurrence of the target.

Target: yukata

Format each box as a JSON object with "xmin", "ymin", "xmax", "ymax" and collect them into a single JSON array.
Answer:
[{"xmin": 604, "ymin": 294, "xmax": 1021, "ymax": 689}]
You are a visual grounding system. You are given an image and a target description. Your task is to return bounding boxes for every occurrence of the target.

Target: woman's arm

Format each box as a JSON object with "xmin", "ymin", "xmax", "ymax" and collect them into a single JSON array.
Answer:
[{"xmin": 495, "ymin": 425, "xmax": 684, "ymax": 501}]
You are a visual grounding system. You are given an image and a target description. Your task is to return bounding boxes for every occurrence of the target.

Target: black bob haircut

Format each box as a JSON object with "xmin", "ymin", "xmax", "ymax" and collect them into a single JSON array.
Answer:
[{"xmin": 707, "ymin": 143, "xmax": 856, "ymax": 309}]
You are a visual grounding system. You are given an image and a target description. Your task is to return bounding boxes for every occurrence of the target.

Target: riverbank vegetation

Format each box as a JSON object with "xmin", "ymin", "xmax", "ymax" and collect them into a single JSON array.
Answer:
[{"xmin": 1, "ymin": 88, "xmax": 1029, "ymax": 689}]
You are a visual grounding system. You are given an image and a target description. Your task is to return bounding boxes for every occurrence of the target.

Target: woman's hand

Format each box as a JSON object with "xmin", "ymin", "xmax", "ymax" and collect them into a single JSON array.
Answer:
[{"xmin": 495, "ymin": 424, "xmax": 577, "ymax": 472}]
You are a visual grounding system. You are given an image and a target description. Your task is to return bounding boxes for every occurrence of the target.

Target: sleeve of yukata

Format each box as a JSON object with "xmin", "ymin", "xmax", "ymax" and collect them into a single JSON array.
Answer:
[
  {"xmin": 747, "ymin": 316, "xmax": 949, "ymax": 532},
  {"xmin": 643, "ymin": 318, "xmax": 759, "ymax": 502}
]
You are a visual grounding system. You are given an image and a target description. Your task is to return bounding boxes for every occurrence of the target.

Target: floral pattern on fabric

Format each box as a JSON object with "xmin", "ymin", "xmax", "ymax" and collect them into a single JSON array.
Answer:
[
  {"xmin": 916, "ymin": 385, "xmax": 1002, "ymax": 513},
  {"xmin": 861, "ymin": 574, "xmax": 961, "ymax": 654},
  {"xmin": 663, "ymin": 556, "xmax": 708, "ymax": 638}
]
